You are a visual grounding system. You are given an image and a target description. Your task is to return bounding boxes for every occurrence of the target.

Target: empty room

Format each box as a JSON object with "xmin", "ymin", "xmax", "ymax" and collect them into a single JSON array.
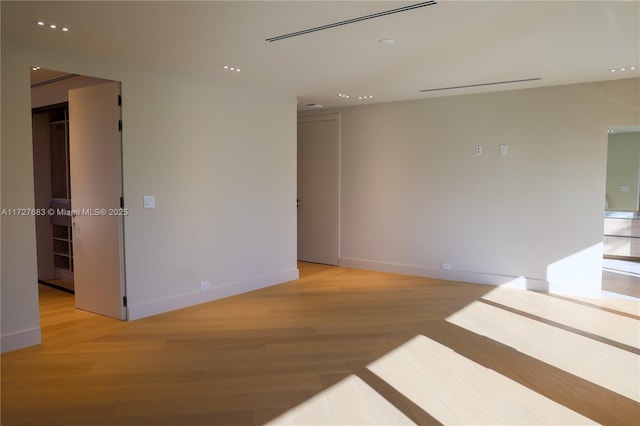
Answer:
[{"xmin": 2, "ymin": 1, "xmax": 639, "ymax": 425}]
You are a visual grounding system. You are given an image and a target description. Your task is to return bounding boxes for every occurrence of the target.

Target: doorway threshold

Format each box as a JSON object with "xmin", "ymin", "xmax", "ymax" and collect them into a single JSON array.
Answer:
[{"xmin": 38, "ymin": 279, "xmax": 74, "ymax": 295}]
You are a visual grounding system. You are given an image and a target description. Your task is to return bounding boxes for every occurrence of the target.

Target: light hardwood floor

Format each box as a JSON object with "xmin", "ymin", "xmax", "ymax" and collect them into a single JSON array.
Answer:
[{"xmin": 2, "ymin": 263, "xmax": 639, "ymax": 425}]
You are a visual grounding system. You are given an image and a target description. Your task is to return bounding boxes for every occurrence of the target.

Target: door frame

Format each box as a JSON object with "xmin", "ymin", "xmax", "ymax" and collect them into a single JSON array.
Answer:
[{"xmin": 30, "ymin": 71, "xmax": 127, "ymax": 321}]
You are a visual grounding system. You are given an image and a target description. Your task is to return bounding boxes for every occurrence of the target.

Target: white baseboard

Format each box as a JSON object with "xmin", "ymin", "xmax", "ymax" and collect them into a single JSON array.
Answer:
[
  {"xmin": 127, "ymin": 268, "xmax": 299, "ymax": 320},
  {"xmin": 339, "ymin": 257, "xmax": 602, "ymax": 298},
  {"xmin": 1, "ymin": 326, "xmax": 41, "ymax": 353}
]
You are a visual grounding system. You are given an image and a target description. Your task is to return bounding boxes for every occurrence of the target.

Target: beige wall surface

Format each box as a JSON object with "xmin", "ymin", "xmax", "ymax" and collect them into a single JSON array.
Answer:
[
  {"xmin": 3, "ymin": 33, "xmax": 638, "ymax": 352},
  {"xmin": 1, "ymin": 40, "xmax": 42, "ymax": 351},
  {"xmin": 1, "ymin": 38, "xmax": 298, "ymax": 351},
  {"xmin": 301, "ymin": 78, "xmax": 640, "ymax": 294},
  {"xmin": 606, "ymin": 131, "xmax": 640, "ymax": 211}
]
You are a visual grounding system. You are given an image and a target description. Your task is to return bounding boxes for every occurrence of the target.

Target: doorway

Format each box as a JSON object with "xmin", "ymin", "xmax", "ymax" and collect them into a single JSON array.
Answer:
[
  {"xmin": 32, "ymin": 102, "xmax": 74, "ymax": 292},
  {"xmin": 297, "ymin": 114, "xmax": 340, "ymax": 265},
  {"xmin": 31, "ymin": 68, "xmax": 128, "ymax": 320},
  {"xmin": 603, "ymin": 125, "xmax": 640, "ymax": 299}
]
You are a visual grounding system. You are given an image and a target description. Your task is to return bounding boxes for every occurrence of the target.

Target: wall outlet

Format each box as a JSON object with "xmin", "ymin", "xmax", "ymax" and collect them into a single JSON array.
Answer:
[
  {"xmin": 475, "ymin": 145, "xmax": 483, "ymax": 156},
  {"xmin": 200, "ymin": 281, "xmax": 210, "ymax": 290},
  {"xmin": 441, "ymin": 263, "xmax": 453, "ymax": 270}
]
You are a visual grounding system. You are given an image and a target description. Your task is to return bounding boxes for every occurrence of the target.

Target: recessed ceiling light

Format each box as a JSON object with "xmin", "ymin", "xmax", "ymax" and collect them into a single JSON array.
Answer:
[
  {"xmin": 32, "ymin": 66, "xmax": 41, "ymax": 71},
  {"xmin": 223, "ymin": 65, "xmax": 241, "ymax": 72},
  {"xmin": 610, "ymin": 66, "xmax": 638, "ymax": 73},
  {"xmin": 338, "ymin": 93, "xmax": 350, "ymax": 98},
  {"xmin": 33, "ymin": 20, "xmax": 70, "ymax": 32},
  {"xmin": 379, "ymin": 39, "xmax": 395, "ymax": 45},
  {"xmin": 358, "ymin": 95, "xmax": 374, "ymax": 100}
]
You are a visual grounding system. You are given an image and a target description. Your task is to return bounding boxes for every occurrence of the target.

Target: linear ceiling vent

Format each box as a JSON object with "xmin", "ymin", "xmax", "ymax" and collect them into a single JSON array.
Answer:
[
  {"xmin": 266, "ymin": 1, "xmax": 437, "ymax": 42},
  {"xmin": 420, "ymin": 77, "xmax": 542, "ymax": 93},
  {"xmin": 31, "ymin": 73, "xmax": 80, "ymax": 88}
]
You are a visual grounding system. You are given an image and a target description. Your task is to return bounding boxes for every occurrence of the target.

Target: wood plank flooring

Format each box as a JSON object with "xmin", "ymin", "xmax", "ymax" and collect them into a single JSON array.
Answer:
[{"xmin": 2, "ymin": 262, "xmax": 639, "ymax": 425}]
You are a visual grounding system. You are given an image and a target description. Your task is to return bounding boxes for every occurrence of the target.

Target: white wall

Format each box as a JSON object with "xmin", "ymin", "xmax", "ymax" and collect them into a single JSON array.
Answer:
[
  {"xmin": 1, "ymin": 38, "xmax": 298, "ymax": 351},
  {"xmin": 301, "ymin": 78, "xmax": 640, "ymax": 295},
  {"xmin": 1, "ymin": 40, "xmax": 42, "ymax": 351}
]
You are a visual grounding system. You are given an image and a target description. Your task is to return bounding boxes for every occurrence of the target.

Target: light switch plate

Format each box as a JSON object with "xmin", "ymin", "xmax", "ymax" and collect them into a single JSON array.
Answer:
[{"xmin": 143, "ymin": 195, "xmax": 156, "ymax": 209}]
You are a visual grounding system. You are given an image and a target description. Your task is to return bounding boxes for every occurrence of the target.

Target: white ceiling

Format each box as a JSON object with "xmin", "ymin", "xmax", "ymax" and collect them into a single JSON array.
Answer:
[{"xmin": 2, "ymin": 1, "xmax": 639, "ymax": 110}]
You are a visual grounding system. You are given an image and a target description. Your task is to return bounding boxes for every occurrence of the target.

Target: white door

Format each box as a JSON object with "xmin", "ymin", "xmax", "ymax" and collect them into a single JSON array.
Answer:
[
  {"xmin": 297, "ymin": 114, "xmax": 339, "ymax": 265},
  {"xmin": 69, "ymin": 82, "xmax": 126, "ymax": 319}
]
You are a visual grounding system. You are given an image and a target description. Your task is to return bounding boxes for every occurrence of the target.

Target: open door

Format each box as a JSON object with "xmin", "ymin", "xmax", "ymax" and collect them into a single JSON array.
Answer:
[{"xmin": 69, "ymin": 82, "xmax": 126, "ymax": 319}]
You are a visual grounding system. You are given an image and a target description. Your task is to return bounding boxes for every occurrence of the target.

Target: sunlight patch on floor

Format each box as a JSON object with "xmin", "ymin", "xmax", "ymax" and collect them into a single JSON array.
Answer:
[
  {"xmin": 268, "ymin": 331, "xmax": 600, "ymax": 425},
  {"xmin": 265, "ymin": 374, "xmax": 414, "ymax": 425},
  {"xmin": 260, "ymin": 268, "xmax": 638, "ymax": 425},
  {"xmin": 480, "ymin": 286, "xmax": 639, "ymax": 348},
  {"xmin": 447, "ymin": 299, "xmax": 640, "ymax": 402},
  {"xmin": 368, "ymin": 334, "xmax": 596, "ymax": 425}
]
